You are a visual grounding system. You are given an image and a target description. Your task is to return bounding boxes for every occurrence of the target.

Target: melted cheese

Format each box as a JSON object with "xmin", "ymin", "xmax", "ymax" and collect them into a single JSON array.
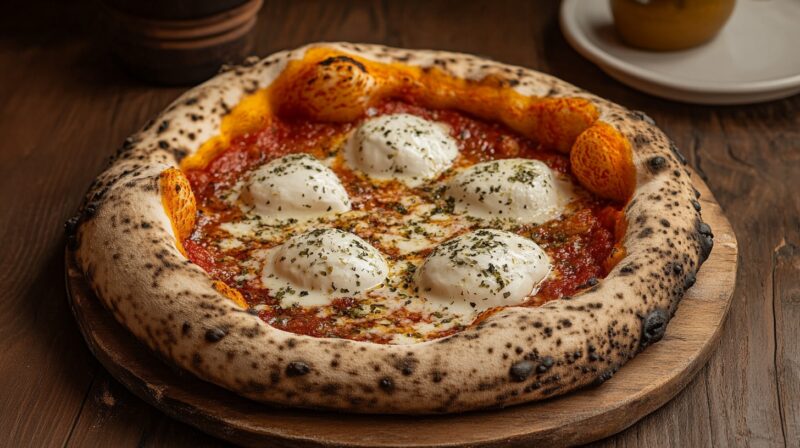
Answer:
[
  {"xmin": 241, "ymin": 153, "xmax": 351, "ymax": 222},
  {"xmin": 261, "ymin": 228, "xmax": 388, "ymax": 307},
  {"xmin": 415, "ymin": 229, "xmax": 551, "ymax": 315},
  {"xmin": 446, "ymin": 158, "xmax": 573, "ymax": 224},
  {"xmin": 344, "ymin": 113, "xmax": 458, "ymax": 186}
]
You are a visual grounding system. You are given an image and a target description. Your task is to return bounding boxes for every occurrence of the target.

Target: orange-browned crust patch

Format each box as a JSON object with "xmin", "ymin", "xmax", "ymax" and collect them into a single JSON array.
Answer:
[
  {"xmin": 266, "ymin": 48, "xmax": 599, "ymax": 154},
  {"xmin": 570, "ymin": 121, "xmax": 636, "ymax": 202},
  {"xmin": 213, "ymin": 281, "xmax": 248, "ymax": 309},
  {"xmin": 159, "ymin": 167, "xmax": 197, "ymax": 255}
]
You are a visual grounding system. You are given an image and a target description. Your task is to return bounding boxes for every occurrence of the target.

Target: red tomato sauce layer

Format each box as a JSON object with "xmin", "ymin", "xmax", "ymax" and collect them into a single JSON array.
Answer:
[{"xmin": 182, "ymin": 100, "xmax": 621, "ymax": 342}]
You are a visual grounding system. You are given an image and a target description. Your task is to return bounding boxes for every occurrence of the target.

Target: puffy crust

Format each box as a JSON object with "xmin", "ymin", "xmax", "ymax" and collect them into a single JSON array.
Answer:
[{"xmin": 70, "ymin": 43, "xmax": 712, "ymax": 413}]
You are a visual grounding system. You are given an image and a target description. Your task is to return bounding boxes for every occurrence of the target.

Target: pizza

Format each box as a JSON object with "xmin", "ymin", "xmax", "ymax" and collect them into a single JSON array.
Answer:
[{"xmin": 68, "ymin": 43, "xmax": 713, "ymax": 413}]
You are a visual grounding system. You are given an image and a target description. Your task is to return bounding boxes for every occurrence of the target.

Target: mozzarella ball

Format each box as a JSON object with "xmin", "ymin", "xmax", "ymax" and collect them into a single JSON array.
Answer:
[
  {"xmin": 344, "ymin": 113, "xmax": 458, "ymax": 187},
  {"xmin": 415, "ymin": 229, "xmax": 550, "ymax": 314},
  {"xmin": 262, "ymin": 228, "xmax": 388, "ymax": 307},
  {"xmin": 241, "ymin": 154, "xmax": 350, "ymax": 222},
  {"xmin": 446, "ymin": 158, "xmax": 571, "ymax": 224}
]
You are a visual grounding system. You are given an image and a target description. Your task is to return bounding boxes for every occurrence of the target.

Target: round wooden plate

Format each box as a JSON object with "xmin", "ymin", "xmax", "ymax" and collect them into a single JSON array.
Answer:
[{"xmin": 66, "ymin": 173, "xmax": 737, "ymax": 447}]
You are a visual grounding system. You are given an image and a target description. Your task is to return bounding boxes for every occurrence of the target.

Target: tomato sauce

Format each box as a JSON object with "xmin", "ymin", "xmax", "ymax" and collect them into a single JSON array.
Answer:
[{"xmin": 182, "ymin": 100, "xmax": 621, "ymax": 343}]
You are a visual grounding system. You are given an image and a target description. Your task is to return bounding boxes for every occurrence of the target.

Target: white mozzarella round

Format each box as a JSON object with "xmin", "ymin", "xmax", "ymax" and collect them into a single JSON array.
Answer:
[
  {"xmin": 262, "ymin": 228, "xmax": 388, "ymax": 307},
  {"xmin": 446, "ymin": 158, "xmax": 572, "ymax": 224},
  {"xmin": 344, "ymin": 113, "xmax": 458, "ymax": 187},
  {"xmin": 241, "ymin": 153, "xmax": 350, "ymax": 222},
  {"xmin": 415, "ymin": 229, "xmax": 550, "ymax": 315}
]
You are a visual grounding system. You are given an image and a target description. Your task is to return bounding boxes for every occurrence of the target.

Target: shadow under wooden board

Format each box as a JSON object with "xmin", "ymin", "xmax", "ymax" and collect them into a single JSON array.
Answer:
[{"xmin": 65, "ymin": 173, "xmax": 738, "ymax": 448}]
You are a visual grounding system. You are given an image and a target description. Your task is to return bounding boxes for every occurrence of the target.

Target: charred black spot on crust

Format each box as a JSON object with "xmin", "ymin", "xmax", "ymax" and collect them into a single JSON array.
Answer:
[
  {"xmin": 592, "ymin": 368, "xmax": 616, "ymax": 386},
  {"xmin": 638, "ymin": 227, "xmax": 654, "ymax": 238},
  {"xmin": 640, "ymin": 308, "xmax": 668, "ymax": 349},
  {"xmin": 509, "ymin": 360, "xmax": 536, "ymax": 382},
  {"xmin": 158, "ymin": 140, "xmax": 169, "ymax": 150},
  {"xmin": 523, "ymin": 381, "xmax": 542, "ymax": 393},
  {"xmin": 431, "ymin": 371, "xmax": 444, "ymax": 383},
  {"xmin": 628, "ymin": 110, "xmax": 655, "ymax": 125},
  {"xmin": 172, "ymin": 147, "xmax": 188, "ymax": 161},
  {"xmin": 691, "ymin": 199, "xmax": 702, "ymax": 211},
  {"xmin": 577, "ymin": 277, "xmax": 598, "ymax": 290},
  {"xmin": 669, "ymin": 141, "xmax": 688, "ymax": 165},
  {"xmin": 647, "ymin": 156, "xmax": 667, "ymax": 173},
  {"xmin": 184, "ymin": 97, "xmax": 198, "ymax": 105},
  {"xmin": 205, "ymin": 327, "xmax": 227, "ymax": 342},
  {"xmin": 181, "ymin": 322, "xmax": 191, "ymax": 335},
  {"xmin": 536, "ymin": 356, "xmax": 554, "ymax": 373},
  {"xmin": 684, "ymin": 271, "xmax": 697, "ymax": 289},
  {"xmin": 619, "ymin": 263, "xmax": 636, "ymax": 275},
  {"xmin": 286, "ymin": 361, "xmax": 310, "ymax": 377},
  {"xmin": 157, "ymin": 120, "xmax": 169, "ymax": 134},
  {"xmin": 319, "ymin": 55, "xmax": 367, "ymax": 73},
  {"xmin": 379, "ymin": 377, "xmax": 395, "ymax": 392},
  {"xmin": 388, "ymin": 353, "xmax": 419, "ymax": 376},
  {"xmin": 697, "ymin": 220, "xmax": 714, "ymax": 263},
  {"xmin": 64, "ymin": 215, "xmax": 82, "ymax": 249},
  {"xmin": 660, "ymin": 218, "xmax": 671, "ymax": 228}
]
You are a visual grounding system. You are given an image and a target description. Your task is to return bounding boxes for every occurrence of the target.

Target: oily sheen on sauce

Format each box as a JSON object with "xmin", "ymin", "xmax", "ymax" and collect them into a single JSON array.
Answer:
[{"xmin": 182, "ymin": 100, "xmax": 622, "ymax": 344}]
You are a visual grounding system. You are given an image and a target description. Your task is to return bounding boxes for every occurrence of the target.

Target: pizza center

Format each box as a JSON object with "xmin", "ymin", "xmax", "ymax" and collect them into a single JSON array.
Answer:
[{"xmin": 165, "ymin": 49, "xmax": 634, "ymax": 344}]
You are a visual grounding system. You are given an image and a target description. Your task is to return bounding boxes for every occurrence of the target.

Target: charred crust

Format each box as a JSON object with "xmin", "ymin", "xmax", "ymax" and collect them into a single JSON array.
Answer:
[
  {"xmin": 64, "ymin": 215, "xmax": 81, "ymax": 249},
  {"xmin": 691, "ymin": 199, "xmax": 702, "ymax": 211},
  {"xmin": 378, "ymin": 377, "xmax": 395, "ymax": 392},
  {"xmin": 285, "ymin": 361, "xmax": 311, "ymax": 377},
  {"xmin": 647, "ymin": 156, "xmax": 667, "ymax": 173},
  {"xmin": 157, "ymin": 120, "xmax": 169, "ymax": 134},
  {"xmin": 536, "ymin": 356, "xmax": 554, "ymax": 373},
  {"xmin": 393, "ymin": 357, "xmax": 418, "ymax": 376},
  {"xmin": 509, "ymin": 360, "xmax": 536, "ymax": 382},
  {"xmin": 592, "ymin": 367, "xmax": 617, "ymax": 386},
  {"xmin": 696, "ymin": 220, "xmax": 714, "ymax": 263},
  {"xmin": 157, "ymin": 140, "xmax": 169, "ymax": 149},
  {"xmin": 669, "ymin": 141, "xmax": 688, "ymax": 165},
  {"xmin": 628, "ymin": 110, "xmax": 655, "ymax": 125},
  {"xmin": 684, "ymin": 271, "xmax": 697, "ymax": 289},
  {"xmin": 576, "ymin": 277, "xmax": 599, "ymax": 290},
  {"xmin": 319, "ymin": 55, "xmax": 366, "ymax": 72},
  {"xmin": 640, "ymin": 308, "xmax": 669, "ymax": 349},
  {"xmin": 204, "ymin": 327, "xmax": 227, "ymax": 342}
]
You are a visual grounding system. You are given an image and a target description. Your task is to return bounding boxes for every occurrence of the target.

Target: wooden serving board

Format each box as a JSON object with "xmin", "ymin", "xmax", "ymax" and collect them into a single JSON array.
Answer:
[{"xmin": 65, "ymin": 174, "xmax": 738, "ymax": 447}]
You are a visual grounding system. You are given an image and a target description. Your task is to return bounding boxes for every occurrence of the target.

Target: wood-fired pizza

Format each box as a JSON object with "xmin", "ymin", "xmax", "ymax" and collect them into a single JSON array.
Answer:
[{"xmin": 68, "ymin": 43, "xmax": 714, "ymax": 413}]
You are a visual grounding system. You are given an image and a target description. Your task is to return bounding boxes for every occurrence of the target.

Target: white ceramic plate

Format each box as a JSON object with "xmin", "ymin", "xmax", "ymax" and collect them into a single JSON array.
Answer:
[{"xmin": 560, "ymin": 0, "xmax": 800, "ymax": 105}]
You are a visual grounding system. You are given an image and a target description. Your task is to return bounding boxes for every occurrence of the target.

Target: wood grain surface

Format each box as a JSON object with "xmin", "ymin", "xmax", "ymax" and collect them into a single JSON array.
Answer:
[
  {"xmin": 1, "ymin": 0, "xmax": 798, "ymax": 447},
  {"xmin": 63, "ymin": 174, "xmax": 737, "ymax": 448}
]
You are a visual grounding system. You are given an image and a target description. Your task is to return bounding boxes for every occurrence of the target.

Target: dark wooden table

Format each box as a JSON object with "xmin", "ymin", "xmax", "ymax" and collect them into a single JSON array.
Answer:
[{"xmin": 1, "ymin": 1, "xmax": 797, "ymax": 446}]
